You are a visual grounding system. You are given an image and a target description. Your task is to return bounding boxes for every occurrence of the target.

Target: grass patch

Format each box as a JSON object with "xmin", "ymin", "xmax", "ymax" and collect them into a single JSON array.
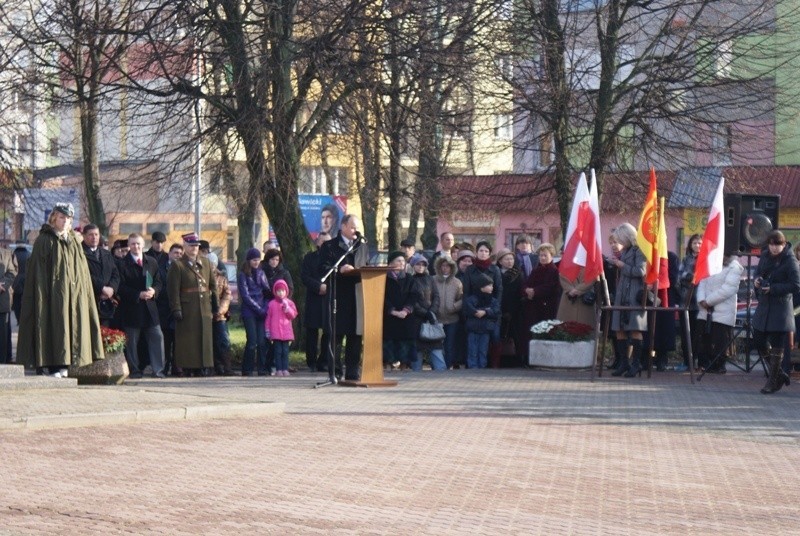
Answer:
[{"xmin": 227, "ymin": 318, "xmax": 306, "ymax": 369}]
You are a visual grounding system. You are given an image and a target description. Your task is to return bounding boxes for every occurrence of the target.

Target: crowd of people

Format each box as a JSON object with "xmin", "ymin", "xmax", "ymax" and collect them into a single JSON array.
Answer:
[{"xmin": 4, "ymin": 206, "xmax": 799, "ymax": 395}]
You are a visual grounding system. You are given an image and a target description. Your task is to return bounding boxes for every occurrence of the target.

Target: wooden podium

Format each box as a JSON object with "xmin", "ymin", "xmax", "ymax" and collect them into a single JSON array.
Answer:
[{"xmin": 338, "ymin": 266, "xmax": 397, "ymax": 387}]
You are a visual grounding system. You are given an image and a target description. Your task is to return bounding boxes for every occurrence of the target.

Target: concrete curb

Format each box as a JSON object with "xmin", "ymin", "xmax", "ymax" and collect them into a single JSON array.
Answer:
[{"xmin": 0, "ymin": 401, "xmax": 285, "ymax": 431}]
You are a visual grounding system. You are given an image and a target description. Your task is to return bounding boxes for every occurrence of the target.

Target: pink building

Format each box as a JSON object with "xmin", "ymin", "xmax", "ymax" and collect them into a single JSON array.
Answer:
[{"xmin": 436, "ymin": 171, "xmax": 682, "ymax": 257}]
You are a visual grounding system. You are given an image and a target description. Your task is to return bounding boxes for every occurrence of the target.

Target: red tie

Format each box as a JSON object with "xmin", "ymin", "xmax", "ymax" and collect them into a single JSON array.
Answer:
[{"xmin": 137, "ymin": 258, "xmax": 142, "ymax": 267}]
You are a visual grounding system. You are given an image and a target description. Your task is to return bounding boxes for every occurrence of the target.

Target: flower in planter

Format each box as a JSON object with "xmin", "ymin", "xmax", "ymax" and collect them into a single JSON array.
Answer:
[
  {"xmin": 530, "ymin": 320, "xmax": 594, "ymax": 342},
  {"xmin": 100, "ymin": 327, "xmax": 127, "ymax": 354}
]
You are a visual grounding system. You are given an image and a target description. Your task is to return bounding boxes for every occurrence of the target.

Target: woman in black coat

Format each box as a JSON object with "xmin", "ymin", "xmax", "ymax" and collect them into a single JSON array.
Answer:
[
  {"xmin": 261, "ymin": 248, "xmax": 294, "ymax": 300},
  {"xmin": 383, "ymin": 252, "xmax": 420, "ymax": 370},
  {"xmin": 752, "ymin": 230, "xmax": 800, "ymax": 394}
]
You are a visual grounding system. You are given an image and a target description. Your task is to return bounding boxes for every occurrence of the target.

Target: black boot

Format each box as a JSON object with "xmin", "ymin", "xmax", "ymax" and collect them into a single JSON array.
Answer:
[
  {"xmin": 655, "ymin": 352, "xmax": 667, "ymax": 372},
  {"xmin": 624, "ymin": 339, "xmax": 644, "ymax": 377},
  {"xmin": 611, "ymin": 340, "xmax": 630, "ymax": 376},
  {"xmin": 608, "ymin": 339, "xmax": 621, "ymax": 370},
  {"xmin": 760, "ymin": 350, "xmax": 775, "ymax": 394},
  {"xmin": 762, "ymin": 350, "xmax": 789, "ymax": 394}
]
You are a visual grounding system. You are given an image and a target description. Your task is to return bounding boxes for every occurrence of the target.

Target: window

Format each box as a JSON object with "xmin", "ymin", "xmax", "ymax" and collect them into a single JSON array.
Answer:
[
  {"xmin": 300, "ymin": 167, "xmax": 349, "ymax": 195},
  {"xmin": 119, "ymin": 223, "xmax": 142, "ymax": 235},
  {"xmin": 496, "ymin": 55, "xmax": 514, "ymax": 81},
  {"xmin": 146, "ymin": 223, "xmax": 170, "ymax": 235},
  {"xmin": 49, "ymin": 137, "xmax": 59, "ymax": 158},
  {"xmin": 174, "ymin": 223, "xmax": 195, "ymax": 232},
  {"xmin": 498, "ymin": 0, "xmax": 513, "ymax": 19},
  {"xmin": 494, "ymin": 114, "xmax": 513, "ymax": 140},
  {"xmin": 201, "ymin": 223, "xmax": 222, "ymax": 231},
  {"xmin": 711, "ymin": 124, "xmax": 732, "ymax": 166},
  {"xmin": 715, "ymin": 40, "xmax": 733, "ymax": 79}
]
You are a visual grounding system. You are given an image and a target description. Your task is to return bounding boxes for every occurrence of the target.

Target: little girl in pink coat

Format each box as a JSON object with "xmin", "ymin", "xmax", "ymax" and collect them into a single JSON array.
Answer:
[{"xmin": 265, "ymin": 279, "xmax": 298, "ymax": 376}]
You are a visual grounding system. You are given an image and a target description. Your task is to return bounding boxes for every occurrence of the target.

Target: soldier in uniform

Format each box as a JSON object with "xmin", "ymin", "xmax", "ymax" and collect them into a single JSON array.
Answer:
[{"xmin": 167, "ymin": 232, "xmax": 216, "ymax": 376}]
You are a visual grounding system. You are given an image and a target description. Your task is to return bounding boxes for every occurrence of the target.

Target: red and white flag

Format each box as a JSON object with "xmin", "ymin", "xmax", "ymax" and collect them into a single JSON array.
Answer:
[
  {"xmin": 693, "ymin": 177, "xmax": 726, "ymax": 284},
  {"xmin": 559, "ymin": 171, "xmax": 604, "ymax": 283}
]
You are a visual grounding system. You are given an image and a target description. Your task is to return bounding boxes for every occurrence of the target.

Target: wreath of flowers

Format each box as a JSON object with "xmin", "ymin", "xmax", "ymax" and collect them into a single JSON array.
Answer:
[
  {"xmin": 101, "ymin": 327, "xmax": 127, "ymax": 354},
  {"xmin": 530, "ymin": 320, "xmax": 594, "ymax": 342}
]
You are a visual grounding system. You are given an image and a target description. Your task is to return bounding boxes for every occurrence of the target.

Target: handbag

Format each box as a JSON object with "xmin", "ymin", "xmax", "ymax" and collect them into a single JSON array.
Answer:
[
  {"xmin": 581, "ymin": 290, "xmax": 597, "ymax": 306},
  {"xmin": 501, "ymin": 337, "xmax": 516, "ymax": 355},
  {"xmin": 419, "ymin": 312, "xmax": 446, "ymax": 342}
]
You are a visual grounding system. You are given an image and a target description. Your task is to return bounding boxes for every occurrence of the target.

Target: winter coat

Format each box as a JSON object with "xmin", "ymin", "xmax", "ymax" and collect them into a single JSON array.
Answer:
[
  {"xmin": 383, "ymin": 271, "xmax": 419, "ymax": 341},
  {"xmin": 265, "ymin": 297, "xmax": 298, "ymax": 341},
  {"xmin": 697, "ymin": 258, "xmax": 743, "ymax": 327},
  {"xmin": 462, "ymin": 262, "xmax": 503, "ymax": 300},
  {"xmin": 521, "ymin": 261, "xmax": 561, "ymax": 331},
  {"xmin": 318, "ymin": 232, "xmax": 369, "ymax": 336},
  {"xmin": 301, "ymin": 249, "xmax": 326, "ymax": 330},
  {"xmin": 18, "ymin": 225, "xmax": 104, "ymax": 369},
  {"xmin": 412, "ymin": 271, "xmax": 442, "ymax": 350},
  {"xmin": 145, "ymin": 247, "xmax": 169, "ymax": 268},
  {"xmin": 463, "ymin": 292, "xmax": 501, "ymax": 334},
  {"xmin": 167, "ymin": 255, "xmax": 216, "ymax": 369},
  {"xmin": 556, "ymin": 270, "xmax": 596, "ymax": 327},
  {"xmin": 213, "ymin": 269, "xmax": 231, "ymax": 322},
  {"xmin": 610, "ymin": 245, "xmax": 648, "ymax": 332},
  {"xmin": 156, "ymin": 260, "xmax": 174, "ymax": 328},
  {"xmin": 238, "ymin": 267, "xmax": 269, "ymax": 319},
  {"xmin": 500, "ymin": 266, "xmax": 523, "ymax": 318},
  {"xmin": 262, "ymin": 262, "xmax": 294, "ymax": 300},
  {"xmin": 117, "ymin": 254, "xmax": 162, "ymax": 328},
  {"xmin": 11, "ymin": 246, "xmax": 28, "ymax": 320},
  {"xmin": 752, "ymin": 244, "xmax": 800, "ymax": 333},
  {"xmin": 82, "ymin": 244, "xmax": 120, "ymax": 321},
  {"xmin": 0, "ymin": 248, "xmax": 17, "ymax": 314},
  {"xmin": 434, "ymin": 258, "xmax": 463, "ymax": 325},
  {"xmin": 678, "ymin": 252, "xmax": 699, "ymax": 309}
]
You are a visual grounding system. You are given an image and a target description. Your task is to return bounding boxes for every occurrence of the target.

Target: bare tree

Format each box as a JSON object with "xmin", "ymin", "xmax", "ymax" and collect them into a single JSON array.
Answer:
[
  {"xmin": 493, "ymin": 0, "xmax": 800, "ymax": 234},
  {"xmin": 0, "ymin": 0, "xmax": 142, "ymax": 235}
]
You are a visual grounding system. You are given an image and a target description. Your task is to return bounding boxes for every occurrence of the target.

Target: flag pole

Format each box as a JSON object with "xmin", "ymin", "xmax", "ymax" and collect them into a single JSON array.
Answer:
[{"xmin": 592, "ymin": 271, "xmax": 613, "ymax": 380}]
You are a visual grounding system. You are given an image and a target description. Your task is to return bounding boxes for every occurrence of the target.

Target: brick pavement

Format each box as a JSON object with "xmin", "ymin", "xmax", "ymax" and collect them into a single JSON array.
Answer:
[{"xmin": 1, "ymin": 369, "xmax": 799, "ymax": 534}]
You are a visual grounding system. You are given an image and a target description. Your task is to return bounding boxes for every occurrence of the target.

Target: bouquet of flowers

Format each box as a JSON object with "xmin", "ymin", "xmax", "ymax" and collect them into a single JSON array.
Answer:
[
  {"xmin": 530, "ymin": 320, "xmax": 594, "ymax": 342},
  {"xmin": 101, "ymin": 327, "xmax": 127, "ymax": 354}
]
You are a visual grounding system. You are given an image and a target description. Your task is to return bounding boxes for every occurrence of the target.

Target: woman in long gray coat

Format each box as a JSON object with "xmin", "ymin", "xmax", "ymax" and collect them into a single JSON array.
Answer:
[
  {"xmin": 752, "ymin": 230, "xmax": 800, "ymax": 394},
  {"xmin": 608, "ymin": 223, "xmax": 648, "ymax": 377}
]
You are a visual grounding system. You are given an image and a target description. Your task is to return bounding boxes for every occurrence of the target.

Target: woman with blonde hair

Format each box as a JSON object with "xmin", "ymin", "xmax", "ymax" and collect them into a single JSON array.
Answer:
[{"xmin": 607, "ymin": 223, "xmax": 648, "ymax": 377}]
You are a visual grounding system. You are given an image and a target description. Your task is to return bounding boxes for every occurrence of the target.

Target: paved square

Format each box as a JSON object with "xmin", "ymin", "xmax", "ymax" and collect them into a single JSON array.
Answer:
[{"xmin": 1, "ymin": 369, "xmax": 799, "ymax": 534}]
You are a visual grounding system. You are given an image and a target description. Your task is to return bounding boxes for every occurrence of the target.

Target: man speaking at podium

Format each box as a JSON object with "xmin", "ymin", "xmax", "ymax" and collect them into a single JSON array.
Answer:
[{"xmin": 318, "ymin": 214, "xmax": 369, "ymax": 381}]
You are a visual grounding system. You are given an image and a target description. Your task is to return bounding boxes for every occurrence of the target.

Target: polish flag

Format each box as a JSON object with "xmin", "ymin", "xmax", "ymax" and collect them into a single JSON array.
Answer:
[
  {"xmin": 559, "ymin": 171, "xmax": 604, "ymax": 283},
  {"xmin": 693, "ymin": 177, "xmax": 726, "ymax": 284}
]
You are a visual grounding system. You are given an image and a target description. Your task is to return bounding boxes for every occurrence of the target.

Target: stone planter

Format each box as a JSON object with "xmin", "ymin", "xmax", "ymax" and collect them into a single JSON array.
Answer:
[
  {"xmin": 69, "ymin": 352, "xmax": 130, "ymax": 385},
  {"xmin": 529, "ymin": 339, "xmax": 596, "ymax": 369}
]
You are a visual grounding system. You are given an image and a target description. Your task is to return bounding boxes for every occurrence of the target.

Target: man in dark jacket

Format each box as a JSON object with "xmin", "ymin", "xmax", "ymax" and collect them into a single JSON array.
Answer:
[
  {"xmin": 118, "ymin": 233, "xmax": 165, "ymax": 378},
  {"xmin": 318, "ymin": 214, "xmax": 369, "ymax": 380},
  {"xmin": 145, "ymin": 231, "xmax": 169, "ymax": 267},
  {"xmin": 158, "ymin": 243, "xmax": 183, "ymax": 376},
  {"xmin": 0, "ymin": 246, "xmax": 16, "ymax": 363},
  {"xmin": 302, "ymin": 232, "xmax": 331, "ymax": 371},
  {"xmin": 81, "ymin": 224, "xmax": 120, "ymax": 327}
]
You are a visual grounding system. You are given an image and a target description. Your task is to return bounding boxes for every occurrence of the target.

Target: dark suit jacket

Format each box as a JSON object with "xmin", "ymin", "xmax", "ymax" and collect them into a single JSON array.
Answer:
[
  {"xmin": 118, "ymin": 254, "xmax": 162, "ymax": 328},
  {"xmin": 301, "ymin": 249, "xmax": 325, "ymax": 330},
  {"xmin": 318, "ymin": 233, "xmax": 369, "ymax": 335},
  {"xmin": 0, "ymin": 248, "xmax": 17, "ymax": 314},
  {"xmin": 82, "ymin": 245, "xmax": 120, "ymax": 320}
]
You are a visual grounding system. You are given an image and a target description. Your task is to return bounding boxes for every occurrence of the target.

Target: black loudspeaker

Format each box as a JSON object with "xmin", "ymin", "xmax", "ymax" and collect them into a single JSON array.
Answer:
[{"xmin": 724, "ymin": 194, "xmax": 780, "ymax": 254}]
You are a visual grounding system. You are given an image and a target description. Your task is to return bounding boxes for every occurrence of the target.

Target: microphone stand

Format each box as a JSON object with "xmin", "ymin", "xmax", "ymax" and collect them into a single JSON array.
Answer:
[{"xmin": 315, "ymin": 238, "xmax": 362, "ymax": 388}]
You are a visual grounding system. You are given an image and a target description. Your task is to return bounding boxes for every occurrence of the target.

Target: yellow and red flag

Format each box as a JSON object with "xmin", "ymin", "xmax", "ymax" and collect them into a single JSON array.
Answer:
[{"xmin": 636, "ymin": 168, "xmax": 669, "ymax": 287}]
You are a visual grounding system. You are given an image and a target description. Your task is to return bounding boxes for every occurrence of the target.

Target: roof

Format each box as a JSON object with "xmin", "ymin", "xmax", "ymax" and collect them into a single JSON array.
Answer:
[
  {"xmin": 438, "ymin": 170, "xmax": 677, "ymax": 214},
  {"xmin": 439, "ymin": 166, "xmax": 800, "ymax": 213},
  {"xmin": 668, "ymin": 166, "xmax": 800, "ymax": 208}
]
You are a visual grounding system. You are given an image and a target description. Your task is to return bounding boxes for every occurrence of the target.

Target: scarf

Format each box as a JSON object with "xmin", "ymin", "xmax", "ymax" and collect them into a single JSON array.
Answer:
[{"xmin": 475, "ymin": 258, "xmax": 492, "ymax": 270}]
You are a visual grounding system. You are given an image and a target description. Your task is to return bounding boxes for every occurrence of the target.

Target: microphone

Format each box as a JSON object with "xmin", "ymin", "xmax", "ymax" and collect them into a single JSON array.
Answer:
[{"xmin": 354, "ymin": 232, "xmax": 367, "ymax": 244}]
